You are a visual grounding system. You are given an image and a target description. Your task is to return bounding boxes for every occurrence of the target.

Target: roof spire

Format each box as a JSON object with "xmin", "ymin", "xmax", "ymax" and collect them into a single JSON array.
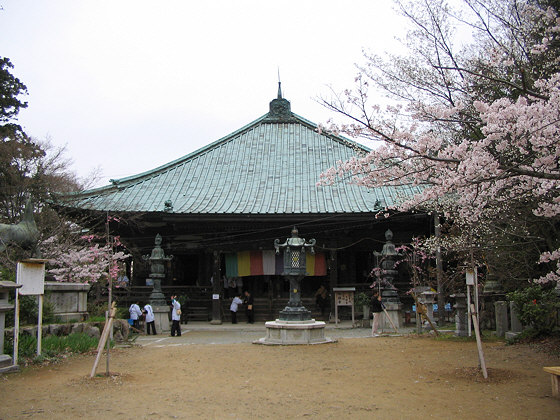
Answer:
[
  {"xmin": 277, "ymin": 68, "xmax": 282, "ymax": 99},
  {"xmin": 267, "ymin": 76, "xmax": 293, "ymax": 121}
]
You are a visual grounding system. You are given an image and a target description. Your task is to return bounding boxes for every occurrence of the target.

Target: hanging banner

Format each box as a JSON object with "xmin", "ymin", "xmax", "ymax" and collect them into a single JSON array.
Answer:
[{"xmin": 225, "ymin": 251, "xmax": 326, "ymax": 277}]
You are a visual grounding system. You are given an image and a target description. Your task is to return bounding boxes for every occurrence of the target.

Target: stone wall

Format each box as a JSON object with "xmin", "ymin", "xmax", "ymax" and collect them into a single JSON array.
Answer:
[{"xmin": 5, "ymin": 319, "xmax": 131, "ymax": 343}]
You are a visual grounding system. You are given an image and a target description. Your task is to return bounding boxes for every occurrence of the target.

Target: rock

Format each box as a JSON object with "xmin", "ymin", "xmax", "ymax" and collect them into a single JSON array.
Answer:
[
  {"xmin": 49, "ymin": 324, "xmax": 63, "ymax": 336},
  {"xmin": 84, "ymin": 325, "xmax": 100, "ymax": 339},
  {"xmin": 113, "ymin": 319, "xmax": 130, "ymax": 339},
  {"xmin": 59, "ymin": 324, "xmax": 72, "ymax": 335},
  {"xmin": 22, "ymin": 326, "xmax": 37, "ymax": 337},
  {"xmin": 71, "ymin": 323, "xmax": 84, "ymax": 334}
]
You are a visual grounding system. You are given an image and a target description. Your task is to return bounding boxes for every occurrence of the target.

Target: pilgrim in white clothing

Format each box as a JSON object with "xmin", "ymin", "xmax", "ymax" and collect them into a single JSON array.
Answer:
[
  {"xmin": 129, "ymin": 302, "xmax": 142, "ymax": 330},
  {"xmin": 143, "ymin": 303, "xmax": 156, "ymax": 335},
  {"xmin": 230, "ymin": 296, "xmax": 243, "ymax": 324},
  {"xmin": 170, "ymin": 297, "xmax": 182, "ymax": 336}
]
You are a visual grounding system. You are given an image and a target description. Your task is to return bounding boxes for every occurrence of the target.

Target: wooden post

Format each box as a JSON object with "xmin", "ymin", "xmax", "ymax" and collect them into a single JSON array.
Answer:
[
  {"xmin": 90, "ymin": 302, "xmax": 117, "ymax": 378},
  {"xmin": 543, "ymin": 367, "xmax": 560, "ymax": 398},
  {"xmin": 37, "ymin": 294, "xmax": 43, "ymax": 356},
  {"xmin": 470, "ymin": 303, "xmax": 488, "ymax": 379},
  {"xmin": 13, "ymin": 291, "xmax": 20, "ymax": 366}
]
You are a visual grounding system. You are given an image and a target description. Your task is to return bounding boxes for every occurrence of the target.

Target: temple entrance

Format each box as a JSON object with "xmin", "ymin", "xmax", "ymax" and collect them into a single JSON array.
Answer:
[{"xmin": 171, "ymin": 254, "xmax": 200, "ymax": 286}]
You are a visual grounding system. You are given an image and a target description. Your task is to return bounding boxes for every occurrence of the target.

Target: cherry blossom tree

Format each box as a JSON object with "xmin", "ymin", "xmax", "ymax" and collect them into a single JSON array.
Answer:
[
  {"xmin": 44, "ymin": 234, "xmax": 129, "ymax": 285},
  {"xmin": 319, "ymin": 0, "xmax": 560, "ymax": 288}
]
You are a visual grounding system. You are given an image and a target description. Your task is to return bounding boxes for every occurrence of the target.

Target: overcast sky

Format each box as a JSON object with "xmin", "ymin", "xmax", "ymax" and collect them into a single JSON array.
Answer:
[{"xmin": 1, "ymin": 1, "xmax": 407, "ymax": 188}]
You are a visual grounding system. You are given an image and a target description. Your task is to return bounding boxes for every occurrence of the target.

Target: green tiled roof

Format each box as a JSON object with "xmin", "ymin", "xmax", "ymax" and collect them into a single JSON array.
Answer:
[{"xmin": 60, "ymin": 96, "xmax": 418, "ymax": 215}]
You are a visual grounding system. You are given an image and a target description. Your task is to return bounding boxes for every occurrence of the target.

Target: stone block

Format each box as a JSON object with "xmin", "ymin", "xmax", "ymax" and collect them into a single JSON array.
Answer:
[
  {"xmin": 494, "ymin": 301, "xmax": 508, "ymax": 338},
  {"xmin": 509, "ymin": 301, "xmax": 523, "ymax": 333},
  {"xmin": 44, "ymin": 282, "xmax": 90, "ymax": 322},
  {"xmin": 505, "ymin": 331, "xmax": 520, "ymax": 340}
]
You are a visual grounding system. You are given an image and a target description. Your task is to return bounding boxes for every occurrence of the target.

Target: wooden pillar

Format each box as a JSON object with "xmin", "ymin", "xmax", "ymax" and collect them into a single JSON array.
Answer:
[
  {"xmin": 210, "ymin": 251, "xmax": 222, "ymax": 324},
  {"xmin": 329, "ymin": 250, "xmax": 338, "ymax": 321},
  {"xmin": 434, "ymin": 213, "xmax": 445, "ymax": 326},
  {"xmin": 267, "ymin": 275, "xmax": 274, "ymax": 319}
]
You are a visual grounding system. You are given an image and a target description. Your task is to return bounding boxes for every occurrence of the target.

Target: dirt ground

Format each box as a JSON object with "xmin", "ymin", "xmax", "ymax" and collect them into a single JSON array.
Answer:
[{"xmin": 1, "ymin": 332, "xmax": 559, "ymax": 420}]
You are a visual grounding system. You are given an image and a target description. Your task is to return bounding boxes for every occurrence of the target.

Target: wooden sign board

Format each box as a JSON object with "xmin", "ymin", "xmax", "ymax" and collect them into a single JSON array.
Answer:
[
  {"xmin": 335, "ymin": 291, "xmax": 354, "ymax": 306},
  {"xmin": 16, "ymin": 260, "xmax": 47, "ymax": 295},
  {"xmin": 332, "ymin": 287, "xmax": 356, "ymax": 325}
]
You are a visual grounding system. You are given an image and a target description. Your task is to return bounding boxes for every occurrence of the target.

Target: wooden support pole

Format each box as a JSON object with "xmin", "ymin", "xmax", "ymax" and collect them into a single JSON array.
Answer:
[
  {"xmin": 90, "ymin": 302, "xmax": 117, "ymax": 378},
  {"xmin": 470, "ymin": 303, "xmax": 488, "ymax": 379},
  {"xmin": 382, "ymin": 306, "xmax": 399, "ymax": 334},
  {"xmin": 411, "ymin": 292, "xmax": 439, "ymax": 336}
]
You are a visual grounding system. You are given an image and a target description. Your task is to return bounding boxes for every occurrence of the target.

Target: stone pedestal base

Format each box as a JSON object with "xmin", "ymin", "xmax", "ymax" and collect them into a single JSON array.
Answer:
[
  {"xmin": 0, "ymin": 354, "xmax": 19, "ymax": 373},
  {"xmin": 254, "ymin": 319, "xmax": 336, "ymax": 345},
  {"xmin": 278, "ymin": 306, "xmax": 312, "ymax": 321},
  {"xmin": 152, "ymin": 306, "xmax": 170, "ymax": 333},
  {"xmin": 44, "ymin": 282, "xmax": 90, "ymax": 322},
  {"xmin": 380, "ymin": 303, "xmax": 403, "ymax": 331}
]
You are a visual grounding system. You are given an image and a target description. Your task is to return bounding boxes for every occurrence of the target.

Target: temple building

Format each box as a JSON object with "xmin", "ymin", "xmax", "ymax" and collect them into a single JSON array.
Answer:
[{"xmin": 57, "ymin": 85, "xmax": 432, "ymax": 321}]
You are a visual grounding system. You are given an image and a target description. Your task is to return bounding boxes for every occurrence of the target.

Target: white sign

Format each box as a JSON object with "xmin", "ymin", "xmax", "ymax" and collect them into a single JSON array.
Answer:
[
  {"xmin": 465, "ymin": 268, "xmax": 477, "ymax": 286},
  {"xmin": 212, "ymin": 294, "xmax": 220, "ymax": 300},
  {"xmin": 16, "ymin": 261, "xmax": 46, "ymax": 295}
]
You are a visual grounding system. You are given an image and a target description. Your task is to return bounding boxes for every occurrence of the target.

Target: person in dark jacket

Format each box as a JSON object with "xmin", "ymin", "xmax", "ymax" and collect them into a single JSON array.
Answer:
[
  {"xmin": 371, "ymin": 291, "xmax": 383, "ymax": 336},
  {"xmin": 244, "ymin": 290, "xmax": 254, "ymax": 324}
]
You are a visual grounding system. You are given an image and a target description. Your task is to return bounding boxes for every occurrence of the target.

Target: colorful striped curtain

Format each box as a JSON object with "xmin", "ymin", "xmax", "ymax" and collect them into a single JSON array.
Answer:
[{"xmin": 225, "ymin": 251, "xmax": 326, "ymax": 277}]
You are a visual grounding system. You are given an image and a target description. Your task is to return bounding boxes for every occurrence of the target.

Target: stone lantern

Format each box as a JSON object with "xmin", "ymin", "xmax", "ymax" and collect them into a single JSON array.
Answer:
[
  {"xmin": 373, "ymin": 229, "xmax": 403, "ymax": 329},
  {"xmin": 274, "ymin": 226, "xmax": 316, "ymax": 321},
  {"xmin": 0, "ymin": 281, "xmax": 22, "ymax": 373},
  {"xmin": 142, "ymin": 234, "xmax": 173, "ymax": 332},
  {"xmin": 255, "ymin": 227, "xmax": 335, "ymax": 345}
]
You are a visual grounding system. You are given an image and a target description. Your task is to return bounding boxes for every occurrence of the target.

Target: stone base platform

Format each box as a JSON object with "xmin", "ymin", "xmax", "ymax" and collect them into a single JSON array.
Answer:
[
  {"xmin": 152, "ymin": 306, "xmax": 171, "ymax": 333},
  {"xmin": 254, "ymin": 319, "xmax": 336, "ymax": 345},
  {"xmin": 0, "ymin": 354, "xmax": 19, "ymax": 374}
]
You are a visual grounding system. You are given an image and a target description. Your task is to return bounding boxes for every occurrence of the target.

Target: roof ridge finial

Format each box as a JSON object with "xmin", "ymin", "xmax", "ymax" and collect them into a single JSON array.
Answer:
[{"xmin": 277, "ymin": 67, "xmax": 282, "ymax": 99}]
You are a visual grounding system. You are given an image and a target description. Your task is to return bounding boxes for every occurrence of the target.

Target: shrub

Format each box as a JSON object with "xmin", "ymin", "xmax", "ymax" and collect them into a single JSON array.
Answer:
[
  {"xmin": 354, "ymin": 292, "xmax": 370, "ymax": 308},
  {"xmin": 4, "ymin": 333, "xmax": 101, "ymax": 361},
  {"xmin": 3, "ymin": 334, "xmax": 37, "ymax": 359},
  {"xmin": 15, "ymin": 294, "xmax": 56, "ymax": 325},
  {"xmin": 507, "ymin": 285, "xmax": 560, "ymax": 335},
  {"xmin": 41, "ymin": 333, "xmax": 99, "ymax": 356}
]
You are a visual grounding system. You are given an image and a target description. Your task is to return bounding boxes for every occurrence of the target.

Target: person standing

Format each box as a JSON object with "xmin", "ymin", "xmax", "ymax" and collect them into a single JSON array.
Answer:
[
  {"xmin": 170, "ymin": 295, "xmax": 181, "ymax": 337},
  {"xmin": 223, "ymin": 275, "xmax": 230, "ymax": 298},
  {"xmin": 129, "ymin": 301, "xmax": 143, "ymax": 331},
  {"xmin": 230, "ymin": 294, "xmax": 243, "ymax": 324},
  {"xmin": 236, "ymin": 277, "xmax": 243, "ymax": 295},
  {"xmin": 143, "ymin": 303, "xmax": 156, "ymax": 335},
  {"xmin": 371, "ymin": 291, "xmax": 383, "ymax": 337},
  {"xmin": 315, "ymin": 284, "xmax": 328, "ymax": 316},
  {"xmin": 244, "ymin": 290, "xmax": 254, "ymax": 324}
]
